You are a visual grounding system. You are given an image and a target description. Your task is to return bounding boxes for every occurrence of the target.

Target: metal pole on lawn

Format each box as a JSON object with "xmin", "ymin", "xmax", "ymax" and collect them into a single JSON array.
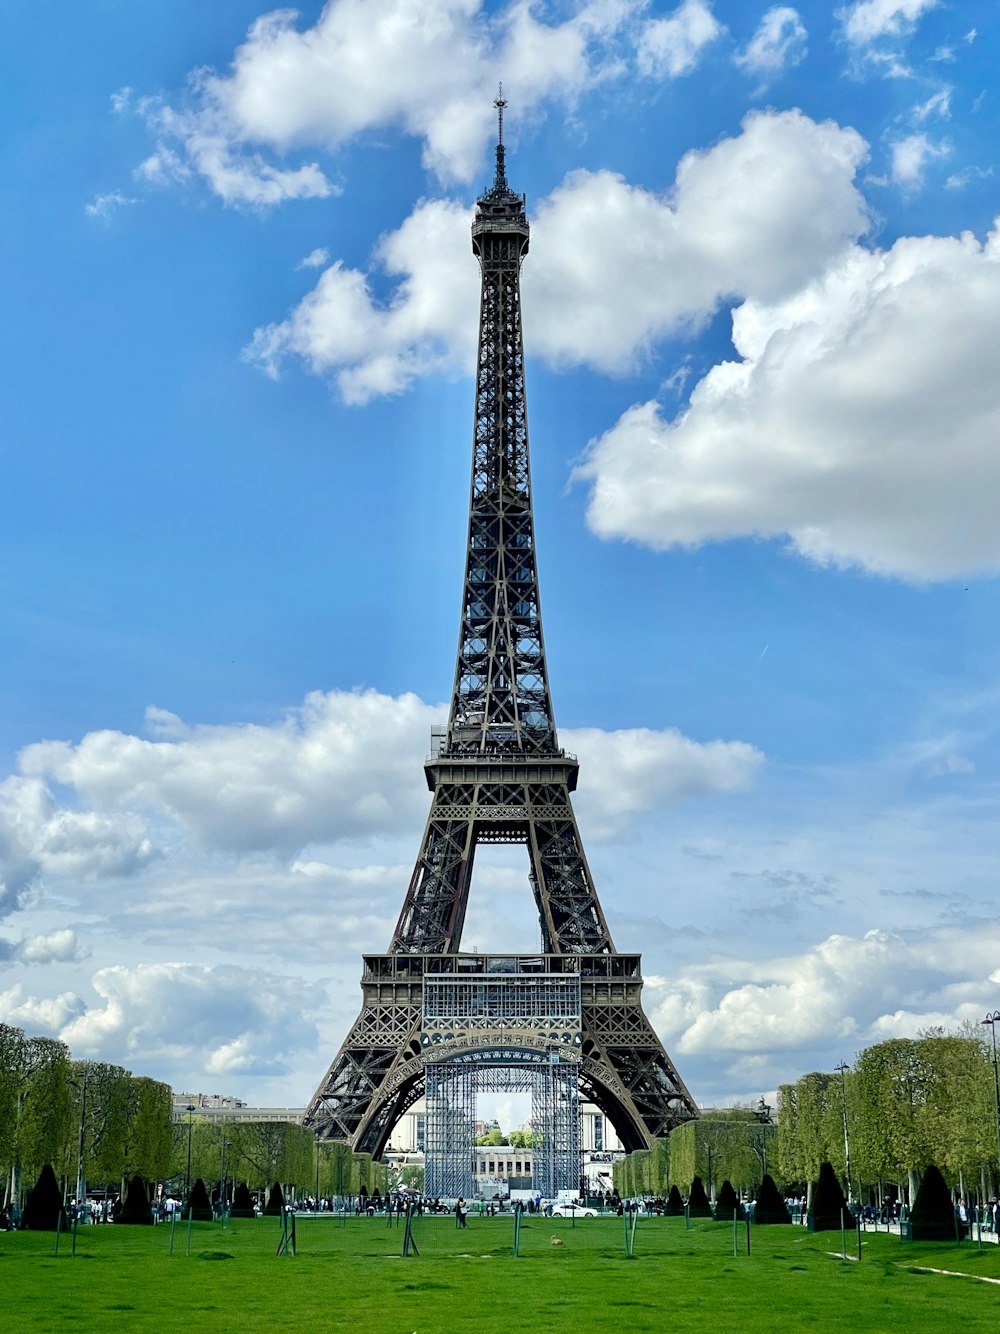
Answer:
[
  {"xmin": 184, "ymin": 1103, "xmax": 196, "ymax": 1199},
  {"xmin": 982, "ymin": 1012, "xmax": 1000, "ymax": 1199},
  {"xmin": 75, "ymin": 1065, "xmax": 89, "ymax": 1214},
  {"xmin": 834, "ymin": 1063, "xmax": 853, "ymax": 1204},
  {"xmin": 219, "ymin": 1137, "xmax": 230, "ymax": 1216}
]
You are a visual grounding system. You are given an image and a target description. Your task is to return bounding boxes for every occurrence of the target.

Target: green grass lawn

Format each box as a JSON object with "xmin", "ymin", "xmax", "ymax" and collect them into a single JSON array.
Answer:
[{"xmin": 3, "ymin": 1216, "xmax": 999, "ymax": 1333}]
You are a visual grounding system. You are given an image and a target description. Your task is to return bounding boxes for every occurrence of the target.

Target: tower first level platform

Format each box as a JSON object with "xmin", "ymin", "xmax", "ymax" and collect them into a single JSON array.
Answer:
[{"xmin": 305, "ymin": 951, "xmax": 696, "ymax": 1159}]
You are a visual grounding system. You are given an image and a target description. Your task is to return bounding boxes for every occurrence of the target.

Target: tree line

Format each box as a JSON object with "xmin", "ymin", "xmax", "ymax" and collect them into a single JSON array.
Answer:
[
  {"xmin": 613, "ymin": 1030, "xmax": 999, "ymax": 1204},
  {"xmin": 1, "ymin": 1022, "xmax": 387, "ymax": 1209},
  {"xmin": 1, "ymin": 1024, "xmax": 173, "ymax": 1208}
]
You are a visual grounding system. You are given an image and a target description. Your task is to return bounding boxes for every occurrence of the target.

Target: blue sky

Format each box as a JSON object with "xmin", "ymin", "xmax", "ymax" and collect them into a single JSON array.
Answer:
[{"xmin": 3, "ymin": 0, "xmax": 1000, "ymax": 1115}]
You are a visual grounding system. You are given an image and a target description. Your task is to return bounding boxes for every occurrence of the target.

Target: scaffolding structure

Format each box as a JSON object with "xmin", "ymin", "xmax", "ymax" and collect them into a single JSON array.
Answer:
[{"xmin": 422, "ymin": 964, "xmax": 581, "ymax": 1200}]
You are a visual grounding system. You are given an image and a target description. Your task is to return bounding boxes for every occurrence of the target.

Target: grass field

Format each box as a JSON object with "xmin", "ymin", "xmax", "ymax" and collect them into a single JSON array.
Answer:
[{"xmin": 3, "ymin": 1214, "xmax": 999, "ymax": 1332}]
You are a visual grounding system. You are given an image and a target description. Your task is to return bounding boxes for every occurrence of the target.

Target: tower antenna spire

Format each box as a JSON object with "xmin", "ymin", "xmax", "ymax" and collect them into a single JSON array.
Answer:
[{"xmin": 493, "ymin": 83, "xmax": 509, "ymax": 191}]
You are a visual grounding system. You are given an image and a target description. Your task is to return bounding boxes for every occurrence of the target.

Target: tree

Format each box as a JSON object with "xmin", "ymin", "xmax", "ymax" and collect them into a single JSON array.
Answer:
[
  {"xmin": 122, "ymin": 1078, "xmax": 173, "ymax": 1182},
  {"xmin": 0, "ymin": 1027, "xmax": 74, "ymax": 1209}
]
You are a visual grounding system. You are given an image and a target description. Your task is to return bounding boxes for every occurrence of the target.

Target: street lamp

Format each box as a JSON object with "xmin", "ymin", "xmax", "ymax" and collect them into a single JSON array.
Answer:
[
  {"xmin": 981, "ymin": 1012, "xmax": 1000, "ymax": 1191},
  {"xmin": 219, "ymin": 1138, "xmax": 231, "ymax": 1214},
  {"xmin": 184, "ymin": 1104, "xmax": 196, "ymax": 1198},
  {"xmin": 834, "ymin": 1062, "xmax": 853, "ymax": 1203}
]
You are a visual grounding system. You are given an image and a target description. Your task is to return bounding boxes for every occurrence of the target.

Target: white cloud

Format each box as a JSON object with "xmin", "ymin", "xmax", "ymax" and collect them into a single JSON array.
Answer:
[
  {"xmin": 133, "ymin": 0, "xmax": 651, "ymax": 204},
  {"xmin": 889, "ymin": 131, "xmax": 950, "ymax": 188},
  {"xmin": 249, "ymin": 110, "xmax": 869, "ymax": 398},
  {"xmin": 636, "ymin": 0, "xmax": 724, "ymax": 78},
  {"xmin": 567, "ymin": 725, "xmax": 764, "ymax": 837},
  {"xmin": 649, "ymin": 923, "xmax": 1000, "ymax": 1057},
  {"xmin": 577, "ymin": 223, "xmax": 1000, "ymax": 580},
  {"xmin": 0, "ymin": 985, "xmax": 86, "ymax": 1032},
  {"xmin": 57, "ymin": 962, "xmax": 320, "ymax": 1076},
  {"xmin": 84, "ymin": 190, "xmax": 138, "ymax": 219},
  {"xmin": 839, "ymin": 0, "xmax": 939, "ymax": 46},
  {"xmin": 734, "ymin": 6, "xmax": 807, "ymax": 78},
  {"xmin": 20, "ymin": 929, "xmax": 84, "ymax": 965},
  {"xmin": 246, "ymin": 198, "xmax": 477, "ymax": 402},
  {"xmin": 912, "ymin": 87, "xmax": 951, "ymax": 121},
  {"xmin": 20, "ymin": 690, "xmax": 437, "ymax": 854},
  {"xmin": 0, "ymin": 776, "xmax": 154, "ymax": 919},
  {"xmin": 297, "ymin": 246, "xmax": 330, "ymax": 270}
]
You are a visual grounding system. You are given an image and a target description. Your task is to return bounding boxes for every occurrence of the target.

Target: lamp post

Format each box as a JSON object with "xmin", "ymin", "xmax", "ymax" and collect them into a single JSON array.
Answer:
[
  {"xmin": 219, "ymin": 1138, "xmax": 231, "ymax": 1214},
  {"xmin": 981, "ymin": 1012, "xmax": 1000, "ymax": 1192},
  {"xmin": 184, "ymin": 1104, "xmax": 196, "ymax": 1198},
  {"xmin": 753, "ymin": 1098, "xmax": 772, "ymax": 1183},
  {"xmin": 834, "ymin": 1063, "xmax": 853, "ymax": 1203},
  {"xmin": 75, "ymin": 1065, "xmax": 90, "ymax": 1209}
]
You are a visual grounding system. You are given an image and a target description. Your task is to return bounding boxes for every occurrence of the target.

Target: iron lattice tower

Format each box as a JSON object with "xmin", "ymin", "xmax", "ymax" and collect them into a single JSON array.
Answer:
[{"xmin": 305, "ymin": 98, "xmax": 698, "ymax": 1158}]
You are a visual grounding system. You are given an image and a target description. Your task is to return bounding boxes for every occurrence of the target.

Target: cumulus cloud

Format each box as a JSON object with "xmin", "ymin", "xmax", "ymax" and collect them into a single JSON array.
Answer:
[
  {"xmin": 297, "ymin": 246, "xmax": 330, "ymax": 270},
  {"xmin": 56, "ymin": 962, "xmax": 320, "ymax": 1075},
  {"xmin": 0, "ymin": 985, "xmax": 86, "ymax": 1032},
  {"xmin": 20, "ymin": 929, "xmax": 84, "ymax": 965},
  {"xmin": 0, "ymin": 776, "xmax": 154, "ymax": 919},
  {"xmin": 648, "ymin": 922, "xmax": 1000, "ymax": 1057},
  {"xmin": 734, "ymin": 6, "xmax": 807, "ymax": 79},
  {"xmin": 246, "ymin": 199, "xmax": 477, "ymax": 402},
  {"xmin": 248, "ymin": 109, "xmax": 870, "ymax": 399},
  {"xmin": 567, "ymin": 725, "xmax": 764, "ymax": 837},
  {"xmin": 636, "ymin": 0, "xmax": 724, "ymax": 78},
  {"xmin": 839, "ymin": 0, "xmax": 939, "ymax": 46},
  {"xmin": 577, "ymin": 223, "xmax": 1000, "ymax": 580},
  {"xmin": 889, "ymin": 132, "xmax": 950, "ymax": 188},
  {"xmin": 20, "ymin": 690, "xmax": 438, "ymax": 854},
  {"xmin": 131, "ymin": 0, "xmax": 655, "ymax": 204}
]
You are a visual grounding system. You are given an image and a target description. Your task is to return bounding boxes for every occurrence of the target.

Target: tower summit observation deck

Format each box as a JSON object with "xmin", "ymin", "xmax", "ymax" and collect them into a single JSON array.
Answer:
[{"xmin": 304, "ymin": 95, "xmax": 698, "ymax": 1167}]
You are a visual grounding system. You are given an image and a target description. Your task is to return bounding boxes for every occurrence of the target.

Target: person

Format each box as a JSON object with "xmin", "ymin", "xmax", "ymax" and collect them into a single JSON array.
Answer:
[{"xmin": 455, "ymin": 1197, "xmax": 468, "ymax": 1228}]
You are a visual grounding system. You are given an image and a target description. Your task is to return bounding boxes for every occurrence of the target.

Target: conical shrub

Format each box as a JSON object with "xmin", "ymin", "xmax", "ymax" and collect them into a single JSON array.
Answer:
[
  {"xmin": 664, "ymin": 1184, "xmax": 685, "ymax": 1217},
  {"xmin": 116, "ymin": 1174, "xmax": 153, "ymax": 1225},
  {"xmin": 230, "ymin": 1182, "xmax": 256, "ymax": 1219},
  {"xmin": 754, "ymin": 1173, "xmax": 790, "ymax": 1225},
  {"xmin": 687, "ymin": 1175, "xmax": 712, "ymax": 1218},
  {"xmin": 909, "ymin": 1165, "xmax": 965, "ymax": 1242},
  {"xmin": 714, "ymin": 1179, "xmax": 743, "ymax": 1221},
  {"xmin": 184, "ymin": 1176, "xmax": 214, "ymax": 1222},
  {"xmin": 22, "ymin": 1164, "xmax": 67, "ymax": 1232},
  {"xmin": 263, "ymin": 1182, "xmax": 285, "ymax": 1216},
  {"xmin": 807, "ymin": 1161, "xmax": 854, "ymax": 1232}
]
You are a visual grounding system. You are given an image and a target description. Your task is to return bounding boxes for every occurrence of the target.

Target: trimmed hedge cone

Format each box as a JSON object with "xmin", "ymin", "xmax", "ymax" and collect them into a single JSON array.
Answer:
[
  {"xmin": 264, "ymin": 1182, "xmax": 285, "ymax": 1216},
  {"xmin": 714, "ymin": 1179, "xmax": 743, "ymax": 1221},
  {"xmin": 230, "ymin": 1182, "xmax": 256, "ymax": 1219},
  {"xmin": 687, "ymin": 1175, "xmax": 713, "ymax": 1218},
  {"xmin": 185, "ymin": 1177, "xmax": 214, "ymax": 1222},
  {"xmin": 909, "ymin": 1164, "xmax": 967, "ymax": 1242},
  {"xmin": 117, "ymin": 1174, "xmax": 153, "ymax": 1225},
  {"xmin": 22, "ymin": 1164, "xmax": 67, "ymax": 1232},
  {"xmin": 807, "ymin": 1161, "xmax": 854, "ymax": 1233},
  {"xmin": 664, "ymin": 1185, "xmax": 685, "ymax": 1217},
  {"xmin": 754, "ymin": 1173, "xmax": 791, "ymax": 1225}
]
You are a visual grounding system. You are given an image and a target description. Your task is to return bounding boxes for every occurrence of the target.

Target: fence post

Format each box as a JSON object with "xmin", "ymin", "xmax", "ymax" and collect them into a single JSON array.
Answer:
[
  {"xmin": 840, "ymin": 1209, "xmax": 846, "ymax": 1259},
  {"xmin": 185, "ymin": 1206, "xmax": 193, "ymax": 1257},
  {"xmin": 856, "ymin": 1214, "xmax": 862, "ymax": 1262},
  {"xmin": 733, "ymin": 1212, "xmax": 737, "ymax": 1257},
  {"xmin": 402, "ymin": 1203, "xmax": 419, "ymax": 1257},
  {"xmin": 513, "ymin": 1203, "xmax": 521, "ymax": 1258},
  {"xmin": 745, "ymin": 1214, "xmax": 751, "ymax": 1256}
]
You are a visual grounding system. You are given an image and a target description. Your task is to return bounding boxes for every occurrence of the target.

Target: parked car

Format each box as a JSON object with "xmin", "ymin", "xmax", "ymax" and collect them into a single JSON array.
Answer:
[{"xmin": 551, "ymin": 1202, "xmax": 598, "ymax": 1217}]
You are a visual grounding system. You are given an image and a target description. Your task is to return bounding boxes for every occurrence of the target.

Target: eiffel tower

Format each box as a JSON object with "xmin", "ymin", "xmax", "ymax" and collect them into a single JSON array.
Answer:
[{"xmin": 304, "ymin": 96, "xmax": 698, "ymax": 1162}]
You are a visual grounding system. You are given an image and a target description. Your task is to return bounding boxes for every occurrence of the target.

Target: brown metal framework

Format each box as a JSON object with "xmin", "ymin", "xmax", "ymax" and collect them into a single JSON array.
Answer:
[{"xmin": 304, "ymin": 100, "xmax": 698, "ymax": 1156}]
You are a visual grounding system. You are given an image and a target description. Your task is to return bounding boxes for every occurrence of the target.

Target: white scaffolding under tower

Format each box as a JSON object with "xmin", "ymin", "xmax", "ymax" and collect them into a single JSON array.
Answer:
[{"xmin": 421, "ymin": 958, "xmax": 582, "ymax": 1200}]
